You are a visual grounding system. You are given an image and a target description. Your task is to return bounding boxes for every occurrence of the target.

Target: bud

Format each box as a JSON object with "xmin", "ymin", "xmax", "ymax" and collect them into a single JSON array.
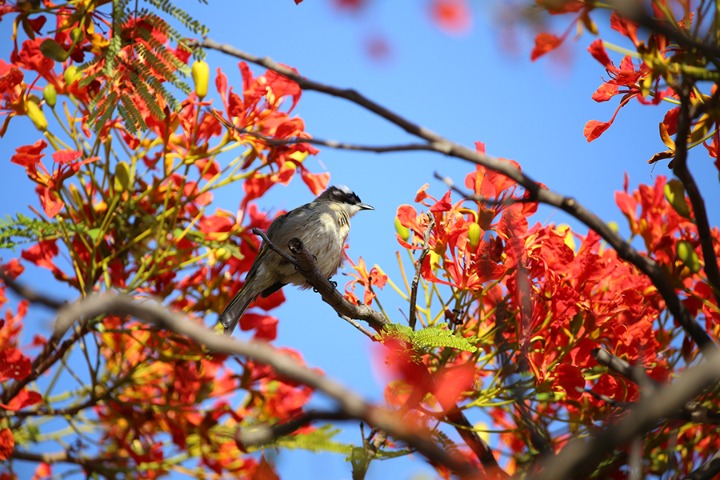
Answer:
[
  {"xmin": 26, "ymin": 100, "xmax": 48, "ymax": 131},
  {"xmin": 64, "ymin": 65, "xmax": 81, "ymax": 86},
  {"xmin": 664, "ymin": 179, "xmax": 691, "ymax": 218},
  {"xmin": 113, "ymin": 161, "xmax": 131, "ymax": 192},
  {"xmin": 676, "ymin": 240, "xmax": 700, "ymax": 273},
  {"xmin": 394, "ymin": 216, "xmax": 410, "ymax": 242},
  {"xmin": 70, "ymin": 27, "xmax": 84, "ymax": 43},
  {"xmin": 214, "ymin": 246, "xmax": 232, "ymax": 262},
  {"xmin": 191, "ymin": 60, "xmax": 210, "ymax": 99},
  {"xmin": 43, "ymin": 84, "xmax": 57, "ymax": 108},
  {"xmin": 467, "ymin": 222, "xmax": 481, "ymax": 248}
]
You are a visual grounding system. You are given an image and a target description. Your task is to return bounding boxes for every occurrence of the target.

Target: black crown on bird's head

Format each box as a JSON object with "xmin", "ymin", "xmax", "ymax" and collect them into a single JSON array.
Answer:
[{"xmin": 317, "ymin": 185, "xmax": 373, "ymax": 211}]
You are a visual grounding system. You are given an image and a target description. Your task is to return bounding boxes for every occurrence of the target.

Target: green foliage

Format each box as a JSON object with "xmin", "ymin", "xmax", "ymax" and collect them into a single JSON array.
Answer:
[
  {"xmin": 0, "ymin": 214, "xmax": 65, "ymax": 250},
  {"xmin": 84, "ymin": 0, "xmax": 208, "ymax": 133},
  {"xmin": 274, "ymin": 425, "xmax": 353, "ymax": 454},
  {"xmin": 380, "ymin": 323, "xmax": 478, "ymax": 353}
]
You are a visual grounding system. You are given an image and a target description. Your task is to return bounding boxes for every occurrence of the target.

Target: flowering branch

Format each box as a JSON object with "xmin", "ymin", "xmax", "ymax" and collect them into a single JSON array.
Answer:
[{"xmin": 197, "ymin": 37, "xmax": 714, "ymax": 352}]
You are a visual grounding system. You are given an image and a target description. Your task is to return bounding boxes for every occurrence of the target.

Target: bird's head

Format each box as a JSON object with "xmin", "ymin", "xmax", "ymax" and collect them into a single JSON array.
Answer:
[{"xmin": 317, "ymin": 185, "xmax": 374, "ymax": 216}]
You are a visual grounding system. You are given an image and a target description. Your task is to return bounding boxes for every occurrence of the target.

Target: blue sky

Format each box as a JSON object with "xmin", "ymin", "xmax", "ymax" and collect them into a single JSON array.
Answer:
[{"xmin": 2, "ymin": 1, "xmax": 719, "ymax": 479}]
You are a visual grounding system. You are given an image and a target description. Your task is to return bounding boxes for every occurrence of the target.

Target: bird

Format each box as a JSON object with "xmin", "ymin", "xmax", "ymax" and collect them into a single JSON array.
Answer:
[{"xmin": 220, "ymin": 185, "xmax": 374, "ymax": 335}]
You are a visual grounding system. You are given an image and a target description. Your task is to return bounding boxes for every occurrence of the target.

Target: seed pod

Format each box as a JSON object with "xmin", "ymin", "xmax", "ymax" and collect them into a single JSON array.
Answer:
[
  {"xmin": 26, "ymin": 100, "xmax": 48, "ymax": 131},
  {"xmin": 191, "ymin": 60, "xmax": 210, "ymax": 99}
]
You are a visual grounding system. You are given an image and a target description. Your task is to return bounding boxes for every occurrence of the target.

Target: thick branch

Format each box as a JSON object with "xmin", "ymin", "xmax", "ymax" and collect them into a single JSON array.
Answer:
[{"xmin": 198, "ymin": 38, "xmax": 714, "ymax": 352}]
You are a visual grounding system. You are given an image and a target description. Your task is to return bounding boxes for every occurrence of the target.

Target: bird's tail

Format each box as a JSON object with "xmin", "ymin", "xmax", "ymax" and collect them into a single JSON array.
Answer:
[{"xmin": 220, "ymin": 282, "xmax": 259, "ymax": 335}]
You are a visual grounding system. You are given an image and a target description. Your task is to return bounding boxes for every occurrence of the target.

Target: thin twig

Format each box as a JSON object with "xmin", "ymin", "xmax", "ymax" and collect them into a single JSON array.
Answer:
[
  {"xmin": 408, "ymin": 214, "xmax": 434, "ymax": 331},
  {"xmin": 210, "ymin": 108, "xmax": 432, "ymax": 154},
  {"xmin": 236, "ymin": 409, "xmax": 353, "ymax": 447},
  {"xmin": 434, "ymin": 172, "xmax": 536, "ymax": 207}
]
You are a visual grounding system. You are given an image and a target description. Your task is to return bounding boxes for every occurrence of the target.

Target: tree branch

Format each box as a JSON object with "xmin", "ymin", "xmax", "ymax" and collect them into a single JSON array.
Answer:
[
  {"xmin": 236, "ymin": 409, "xmax": 353, "ymax": 447},
  {"xmin": 670, "ymin": 82, "xmax": 720, "ymax": 307}
]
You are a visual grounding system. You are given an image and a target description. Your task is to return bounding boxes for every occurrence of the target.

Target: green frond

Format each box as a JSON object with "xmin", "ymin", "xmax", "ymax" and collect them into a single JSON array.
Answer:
[
  {"xmin": 144, "ymin": 0, "xmax": 209, "ymax": 36},
  {"xmin": 88, "ymin": 82, "xmax": 117, "ymax": 126},
  {"xmin": 127, "ymin": 70, "xmax": 166, "ymax": 120},
  {"xmin": 144, "ymin": 31, "xmax": 190, "ymax": 74},
  {"xmin": 91, "ymin": 91, "xmax": 120, "ymax": 134},
  {"xmin": 81, "ymin": 0, "xmax": 208, "ymax": 132},
  {"xmin": 135, "ymin": 61, "xmax": 184, "ymax": 107},
  {"xmin": 0, "ymin": 214, "xmax": 69, "ymax": 250},
  {"xmin": 379, "ymin": 323, "xmax": 478, "ymax": 354},
  {"xmin": 136, "ymin": 42, "xmax": 178, "ymax": 85},
  {"xmin": 118, "ymin": 95, "xmax": 147, "ymax": 134},
  {"xmin": 433, "ymin": 429, "xmax": 460, "ymax": 455},
  {"xmin": 274, "ymin": 426, "xmax": 352, "ymax": 454},
  {"xmin": 414, "ymin": 326, "xmax": 477, "ymax": 352}
]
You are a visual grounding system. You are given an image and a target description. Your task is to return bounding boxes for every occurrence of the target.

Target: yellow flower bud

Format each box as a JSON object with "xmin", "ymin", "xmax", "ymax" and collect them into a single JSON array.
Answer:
[
  {"xmin": 113, "ymin": 161, "xmax": 131, "ymax": 192},
  {"xmin": 64, "ymin": 65, "xmax": 81, "ymax": 86},
  {"xmin": 394, "ymin": 216, "xmax": 410, "ymax": 242},
  {"xmin": 191, "ymin": 60, "xmax": 210, "ymax": 99},
  {"xmin": 664, "ymin": 179, "xmax": 691, "ymax": 218},
  {"xmin": 467, "ymin": 222, "xmax": 481, "ymax": 249},
  {"xmin": 676, "ymin": 240, "xmax": 700, "ymax": 273},
  {"xmin": 43, "ymin": 84, "xmax": 57, "ymax": 108},
  {"xmin": 26, "ymin": 100, "xmax": 48, "ymax": 131}
]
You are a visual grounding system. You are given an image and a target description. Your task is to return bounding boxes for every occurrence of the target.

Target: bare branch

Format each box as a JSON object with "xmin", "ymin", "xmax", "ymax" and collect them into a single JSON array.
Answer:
[
  {"xmin": 0, "ymin": 272, "xmax": 65, "ymax": 309},
  {"xmin": 237, "ymin": 409, "xmax": 353, "ymax": 447},
  {"xmin": 593, "ymin": 348, "xmax": 659, "ymax": 392}
]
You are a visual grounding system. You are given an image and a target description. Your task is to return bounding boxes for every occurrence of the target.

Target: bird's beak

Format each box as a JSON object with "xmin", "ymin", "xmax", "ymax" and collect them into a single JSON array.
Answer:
[{"xmin": 359, "ymin": 203, "xmax": 374, "ymax": 211}]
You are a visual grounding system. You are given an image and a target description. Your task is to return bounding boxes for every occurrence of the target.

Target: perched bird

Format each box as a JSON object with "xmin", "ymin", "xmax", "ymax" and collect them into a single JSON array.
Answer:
[{"xmin": 220, "ymin": 185, "xmax": 374, "ymax": 335}]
